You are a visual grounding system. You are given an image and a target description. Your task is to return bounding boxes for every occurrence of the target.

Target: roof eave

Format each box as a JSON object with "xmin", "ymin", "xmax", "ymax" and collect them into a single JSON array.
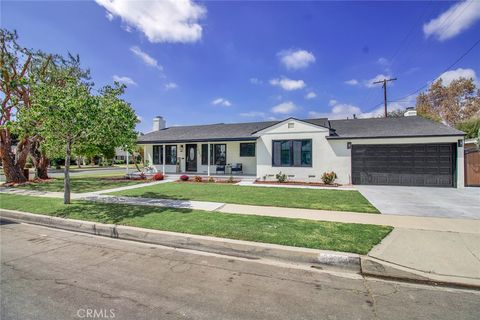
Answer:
[{"xmin": 326, "ymin": 133, "xmax": 465, "ymax": 140}]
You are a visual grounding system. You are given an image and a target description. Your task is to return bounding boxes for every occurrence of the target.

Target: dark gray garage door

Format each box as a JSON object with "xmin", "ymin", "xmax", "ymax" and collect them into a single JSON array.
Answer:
[{"xmin": 352, "ymin": 143, "xmax": 456, "ymax": 187}]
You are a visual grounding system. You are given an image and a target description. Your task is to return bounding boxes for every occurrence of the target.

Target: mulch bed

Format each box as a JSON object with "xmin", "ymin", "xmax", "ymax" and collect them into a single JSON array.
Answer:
[
  {"xmin": 254, "ymin": 180, "xmax": 341, "ymax": 187},
  {"xmin": 175, "ymin": 179, "xmax": 240, "ymax": 184}
]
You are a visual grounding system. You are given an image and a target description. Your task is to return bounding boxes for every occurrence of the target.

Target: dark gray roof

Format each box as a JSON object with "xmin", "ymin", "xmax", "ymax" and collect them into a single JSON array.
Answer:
[
  {"xmin": 327, "ymin": 116, "xmax": 464, "ymax": 139},
  {"xmin": 138, "ymin": 116, "xmax": 464, "ymax": 143}
]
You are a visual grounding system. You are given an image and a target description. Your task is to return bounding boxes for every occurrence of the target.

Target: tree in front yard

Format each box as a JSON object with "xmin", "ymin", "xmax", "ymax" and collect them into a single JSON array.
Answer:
[{"xmin": 25, "ymin": 63, "xmax": 138, "ymax": 203}]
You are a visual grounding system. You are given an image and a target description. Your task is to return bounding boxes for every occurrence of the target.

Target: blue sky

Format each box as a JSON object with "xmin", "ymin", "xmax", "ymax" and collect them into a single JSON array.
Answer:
[{"xmin": 2, "ymin": 0, "xmax": 480, "ymax": 133}]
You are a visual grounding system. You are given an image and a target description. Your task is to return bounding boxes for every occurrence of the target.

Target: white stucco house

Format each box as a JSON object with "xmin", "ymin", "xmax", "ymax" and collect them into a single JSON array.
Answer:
[{"xmin": 138, "ymin": 114, "xmax": 465, "ymax": 188}]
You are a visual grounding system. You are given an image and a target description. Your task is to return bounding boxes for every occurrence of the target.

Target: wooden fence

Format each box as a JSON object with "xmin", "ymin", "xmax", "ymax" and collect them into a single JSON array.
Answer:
[{"xmin": 465, "ymin": 149, "xmax": 480, "ymax": 187}]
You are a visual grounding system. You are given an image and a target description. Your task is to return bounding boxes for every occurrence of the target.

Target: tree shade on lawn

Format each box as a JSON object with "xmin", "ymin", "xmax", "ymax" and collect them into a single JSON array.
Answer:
[
  {"xmin": 0, "ymin": 194, "xmax": 391, "ymax": 254},
  {"xmin": 110, "ymin": 182, "xmax": 380, "ymax": 213}
]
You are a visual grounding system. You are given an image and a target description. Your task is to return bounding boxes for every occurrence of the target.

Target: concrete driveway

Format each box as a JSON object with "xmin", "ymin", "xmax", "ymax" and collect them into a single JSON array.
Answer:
[{"xmin": 357, "ymin": 185, "xmax": 480, "ymax": 219}]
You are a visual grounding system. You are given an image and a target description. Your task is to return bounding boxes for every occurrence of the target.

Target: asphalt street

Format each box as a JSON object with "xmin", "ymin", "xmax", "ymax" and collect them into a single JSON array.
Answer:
[{"xmin": 1, "ymin": 221, "xmax": 479, "ymax": 320}]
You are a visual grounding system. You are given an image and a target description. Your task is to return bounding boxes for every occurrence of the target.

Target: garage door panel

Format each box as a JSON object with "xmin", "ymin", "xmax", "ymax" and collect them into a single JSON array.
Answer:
[{"xmin": 352, "ymin": 143, "xmax": 455, "ymax": 187}]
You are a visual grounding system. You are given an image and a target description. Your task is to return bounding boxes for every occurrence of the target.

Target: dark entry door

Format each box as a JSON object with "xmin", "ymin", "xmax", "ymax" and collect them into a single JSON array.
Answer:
[
  {"xmin": 351, "ymin": 143, "xmax": 456, "ymax": 187},
  {"xmin": 186, "ymin": 144, "xmax": 197, "ymax": 172}
]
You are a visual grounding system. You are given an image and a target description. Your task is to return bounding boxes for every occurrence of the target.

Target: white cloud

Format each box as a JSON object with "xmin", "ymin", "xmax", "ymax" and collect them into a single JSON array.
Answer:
[
  {"xmin": 271, "ymin": 101, "xmax": 298, "ymax": 114},
  {"xmin": 364, "ymin": 74, "xmax": 392, "ymax": 88},
  {"xmin": 130, "ymin": 46, "xmax": 163, "ymax": 71},
  {"xmin": 95, "ymin": 0, "xmax": 206, "ymax": 43},
  {"xmin": 377, "ymin": 57, "xmax": 389, "ymax": 65},
  {"xmin": 437, "ymin": 68, "xmax": 477, "ymax": 86},
  {"xmin": 112, "ymin": 75, "xmax": 137, "ymax": 86},
  {"xmin": 270, "ymin": 77, "xmax": 306, "ymax": 91},
  {"xmin": 239, "ymin": 111, "xmax": 266, "ymax": 118},
  {"xmin": 344, "ymin": 79, "xmax": 359, "ymax": 86},
  {"xmin": 212, "ymin": 98, "xmax": 232, "ymax": 107},
  {"xmin": 309, "ymin": 96, "xmax": 415, "ymax": 120},
  {"xmin": 105, "ymin": 11, "xmax": 114, "ymax": 21},
  {"xmin": 329, "ymin": 99, "xmax": 338, "ymax": 106},
  {"xmin": 423, "ymin": 0, "xmax": 480, "ymax": 41},
  {"xmin": 164, "ymin": 82, "xmax": 178, "ymax": 90},
  {"xmin": 277, "ymin": 49, "xmax": 316, "ymax": 70},
  {"xmin": 250, "ymin": 78, "xmax": 263, "ymax": 85},
  {"xmin": 305, "ymin": 92, "xmax": 317, "ymax": 99}
]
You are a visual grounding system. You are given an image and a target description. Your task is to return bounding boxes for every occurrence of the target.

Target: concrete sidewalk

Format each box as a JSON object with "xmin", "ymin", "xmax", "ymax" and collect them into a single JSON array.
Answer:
[{"xmin": 362, "ymin": 228, "xmax": 480, "ymax": 287}]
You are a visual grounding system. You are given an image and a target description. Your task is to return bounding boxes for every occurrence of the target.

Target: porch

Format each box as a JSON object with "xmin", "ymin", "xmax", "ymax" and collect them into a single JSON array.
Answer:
[{"xmin": 141, "ymin": 140, "xmax": 257, "ymax": 176}]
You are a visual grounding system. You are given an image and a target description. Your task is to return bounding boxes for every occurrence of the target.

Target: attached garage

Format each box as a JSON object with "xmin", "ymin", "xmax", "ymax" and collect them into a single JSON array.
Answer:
[{"xmin": 351, "ymin": 143, "xmax": 456, "ymax": 187}]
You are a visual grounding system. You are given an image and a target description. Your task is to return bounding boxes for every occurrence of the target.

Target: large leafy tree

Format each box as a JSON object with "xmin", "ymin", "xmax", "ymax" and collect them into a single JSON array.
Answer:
[
  {"xmin": 25, "ymin": 70, "xmax": 138, "ymax": 203},
  {"xmin": 416, "ymin": 77, "xmax": 480, "ymax": 126},
  {"xmin": 0, "ymin": 29, "xmax": 38, "ymax": 182}
]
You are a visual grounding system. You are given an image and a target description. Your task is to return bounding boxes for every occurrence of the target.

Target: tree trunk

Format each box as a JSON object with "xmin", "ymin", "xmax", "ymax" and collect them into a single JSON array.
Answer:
[
  {"xmin": 0, "ymin": 129, "xmax": 28, "ymax": 183},
  {"xmin": 64, "ymin": 141, "xmax": 72, "ymax": 204},
  {"xmin": 30, "ymin": 137, "xmax": 49, "ymax": 180},
  {"xmin": 77, "ymin": 156, "xmax": 82, "ymax": 168}
]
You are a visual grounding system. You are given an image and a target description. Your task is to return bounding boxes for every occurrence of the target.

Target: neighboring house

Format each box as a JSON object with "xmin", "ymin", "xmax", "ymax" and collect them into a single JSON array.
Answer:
[{"xmin": 138, "ymin": 114, "xmax": 465, "ymax": 188}]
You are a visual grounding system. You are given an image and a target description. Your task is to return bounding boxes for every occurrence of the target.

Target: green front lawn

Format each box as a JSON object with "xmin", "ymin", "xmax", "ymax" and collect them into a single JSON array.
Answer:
[
  {"xmin": 111, "ymin": 182, "xmax": 379, "ymax": 213},
  {"xmin": 13, "ymin": 175, "xmax": 147, "ymax": 193},
  {"xmin": 0, "ymin": 194, "xmax": 391, "ymax": 254}
]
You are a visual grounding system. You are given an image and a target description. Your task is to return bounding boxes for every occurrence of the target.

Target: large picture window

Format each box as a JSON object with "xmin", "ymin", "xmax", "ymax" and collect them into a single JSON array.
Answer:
[
  {"xmin": 272, "ymin": 140, "xmax": 312, "ymax": 167},
  {"xmin": 165, "ymin": 145, "xmax": 177, "ymax": 165},
  {"xmin": 201, "ymin": 144, "xmax": 213, "ymax": 165},
  {"xmin": 152, "ymin": 145, "xmax": 163, "ymax": 165},
  {"xmin": 214, "ymin": 144, "xmax": 226, "ymax": 165},
  {"xmin": 240, "ymin": 143, "xmax": 255, "ymax": 157},
  {"xmin": 201, "ymin": 144, "xmax": 226, "ymax": 165}
]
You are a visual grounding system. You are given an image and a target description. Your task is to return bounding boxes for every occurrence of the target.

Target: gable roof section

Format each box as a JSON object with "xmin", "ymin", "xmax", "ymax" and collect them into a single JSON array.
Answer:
[
  {"xmin": 137, "ymin": 116, "xmax": 464, "ymax": 143},
  {"xmin": 252, "ymin": 117, "xmax": 331, "ymax": 135}
]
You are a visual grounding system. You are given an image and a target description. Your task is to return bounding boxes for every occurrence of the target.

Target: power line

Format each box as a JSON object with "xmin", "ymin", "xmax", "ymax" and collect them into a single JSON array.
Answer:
[{"xmin": 389, "ymin": 38, "xmax": 480, "ymax": 103}]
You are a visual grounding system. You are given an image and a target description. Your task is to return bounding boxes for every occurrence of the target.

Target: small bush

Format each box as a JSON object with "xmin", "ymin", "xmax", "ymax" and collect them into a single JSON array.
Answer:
[
  {"xmin": 114, "ymin": 159, "xmax": 126, "ymax": 165},
  {"xmin": 227, "ymin": 176, "xmax": 235, "ymax": 183},
  {"xmin": 180, "ymin": 175, "xmax": 189, "ymax": 181},
  {"xmin": 194, "ymin": 176, "xmax": 203, "ymax": 182},
  {"xmin": 321, "ymin": 171, "xmax": 337, "ymax": 185},
  {"xmin": 208, "ymin": 176, "xmax": 215, "ymax": 183},
  {"xmin": 152, "ymin": 172, "xmax": 164, "ymax": 181},
  {"xmin": 276, "ymin": 171, "xmax": 287, "ymax": 183}
]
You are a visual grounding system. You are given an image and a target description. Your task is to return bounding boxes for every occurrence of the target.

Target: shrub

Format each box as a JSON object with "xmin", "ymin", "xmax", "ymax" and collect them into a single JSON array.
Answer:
[
  {"xmin": 208, "ymin": 176, "xmax": 215, "ymax": 183},
  {"xmin": 227, "ymin": 176, "xmax": 235, "ymax": 183},
  {"xmin": 25, "ymin": 163, "xmax": 33, "ymax": 169},
  {"xmin": 180, "ymin": 175, "xmax": 189, "ymax": 181},
  {"xmin": 321, "ymin": 171, "xmax": 337, "ymax": 185},
  {"xmin": 114, "ymin": 159, "xmax": 126, "ymax": 165},
  {"xmin": 276, "ymin": 171, "xmax": 287, "ymax": 183},
  {"xmin": 152, "ymin": 172, "xmax": 164, "ymax": 181},
  {"xmin": 194, "ymin": 176, "xmax": 203, "ymax": 182}
]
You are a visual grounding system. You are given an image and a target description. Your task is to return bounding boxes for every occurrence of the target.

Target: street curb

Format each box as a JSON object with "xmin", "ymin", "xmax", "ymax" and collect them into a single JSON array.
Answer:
[
  {"xmin": 361, "ymin": 256, "xmax": 480, "ymax": 290},
  {"xmin": 0, "ymin": 209, "xmax": 360, "ymax": 272}
]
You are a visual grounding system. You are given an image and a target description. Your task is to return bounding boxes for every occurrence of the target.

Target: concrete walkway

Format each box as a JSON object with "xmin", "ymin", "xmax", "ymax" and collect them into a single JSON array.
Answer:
[
  {"xmin": 357, "ymin": 185, "xmax": 480, "ymax": 219},
  {"xmin": 364, "ymin": 228, "xmax": 480, "ymax": 287}
]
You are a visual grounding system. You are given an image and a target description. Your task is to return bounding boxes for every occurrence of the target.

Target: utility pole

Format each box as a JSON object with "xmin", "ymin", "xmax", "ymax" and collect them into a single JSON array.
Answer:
[{"xmin": 373, "ymin": 77, "xmax": 397, "ymax": 117}]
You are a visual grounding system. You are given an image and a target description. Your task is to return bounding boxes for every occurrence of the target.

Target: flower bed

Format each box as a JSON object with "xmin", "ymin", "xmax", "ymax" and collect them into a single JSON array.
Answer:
[
  {"xmin": 254, "ymin": 180, "xmax": 341, "ymax": 187},
  {"xmin": 175, "ymin": 178, "xmax": 240, "ymax": 184}
]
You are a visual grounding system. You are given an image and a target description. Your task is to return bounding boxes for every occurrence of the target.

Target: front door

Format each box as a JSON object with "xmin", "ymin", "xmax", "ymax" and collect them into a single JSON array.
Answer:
[{"xmin": 186, "ymin": 144, "xmax": 197, "ymax": 172}]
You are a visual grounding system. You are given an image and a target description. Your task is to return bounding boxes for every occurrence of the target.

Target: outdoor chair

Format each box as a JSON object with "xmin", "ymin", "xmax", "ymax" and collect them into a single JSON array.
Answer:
[
  {"xmin": 231, "ymin": 163, "xmax": 243, "ymax": 175},
  {"xmin": 216, "ymin": 165, "xmax": 226, "ymax": 174}
]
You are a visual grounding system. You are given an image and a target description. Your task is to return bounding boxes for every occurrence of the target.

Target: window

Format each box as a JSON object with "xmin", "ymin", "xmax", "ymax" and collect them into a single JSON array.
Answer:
[
  {"xmin": 152, "ymin": 145, "xmax": 163, "ymax": 165},
  {"xmin": 288, "ymin": 122, "xmax": 294, "ymax": 129},
  {"xmin": 201, "ymin": 144, "xmax": 214, "ymax": 165},
  {"xmin": 165, "ymin": 145, "xmax": 177, "ymax": 165},
  {"xmin": 201, "ymin": 144, "xmax": 225, "ymax": 165},
  {"xmin": 240, "ymin": 143, "xmax": 255, "ymax": 157},
  {"xmin": 214, "ymin": 144, "xmax": 226, "ymax": 165},
  {"xmin": 272, "ymin": 140, "xmax": 312, "ymax": 167}
]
